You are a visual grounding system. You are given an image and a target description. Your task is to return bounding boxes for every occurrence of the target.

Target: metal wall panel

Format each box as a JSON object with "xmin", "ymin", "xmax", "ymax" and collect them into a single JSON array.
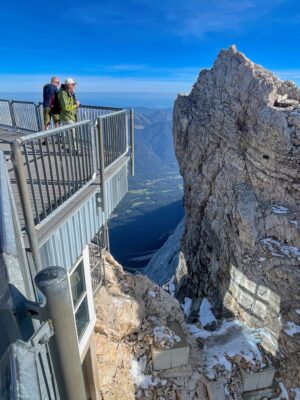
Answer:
[
  {"xmin": 105, "ymin": 162, "xmax": 128, "ymax": 216},
  {"xmin": 40, "ymin": 160, "xmax": 129, "ymax": 270}
]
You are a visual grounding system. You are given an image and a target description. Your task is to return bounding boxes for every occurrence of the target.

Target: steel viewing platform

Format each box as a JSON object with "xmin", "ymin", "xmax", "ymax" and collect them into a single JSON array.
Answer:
[
  {"xmin": 0, "ymin": 99, "xmax": 135, "ymax": 399},
  {"xmin": 0, "ymin": 100, "xmax": 134, "ymax": 228}
]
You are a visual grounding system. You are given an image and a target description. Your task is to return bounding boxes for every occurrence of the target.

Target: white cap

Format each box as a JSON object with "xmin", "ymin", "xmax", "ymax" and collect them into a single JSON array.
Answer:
[{"xmin": 64, "ymin": 77, "xmax": 77, "ymax": 85}]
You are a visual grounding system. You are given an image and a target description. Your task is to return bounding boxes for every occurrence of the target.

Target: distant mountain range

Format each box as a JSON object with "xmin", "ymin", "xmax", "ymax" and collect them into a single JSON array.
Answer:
[
  {"xmin": 133, "ymin": 108, "xmax": 177, "ymax": 176},
  {"xmin": 109, "ymin": 107, "xmax": 184, "ymax": 270}
]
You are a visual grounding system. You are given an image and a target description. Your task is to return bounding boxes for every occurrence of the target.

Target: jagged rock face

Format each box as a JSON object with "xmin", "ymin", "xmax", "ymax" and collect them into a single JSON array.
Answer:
[
  {"xmin": 144, "ymin": 219, "xmax": 184, "ymax": 285},
  {"xmin": 173, "ymin": 46, "xmax": 300, "ymax": 388}
]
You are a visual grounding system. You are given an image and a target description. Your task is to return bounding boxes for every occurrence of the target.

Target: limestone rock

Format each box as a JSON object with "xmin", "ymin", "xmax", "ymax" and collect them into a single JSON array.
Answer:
[
  {"xmin": 144, "ymin": 219, "xmax": 184, "ymax": 286},
  {"xmin": 93, "ymin": 252, "xmax": 206, "ymax": 400},
  {"xmin": 94, "ymin": 257, "xmax": 145, "ymax": 340},
  {"xmin": 94, "ymin": 334, "xmax": 134, "ymax": 400},
  {"xmin": 173, "ymin": 45, "xmax": 300, "ymax": 389}
]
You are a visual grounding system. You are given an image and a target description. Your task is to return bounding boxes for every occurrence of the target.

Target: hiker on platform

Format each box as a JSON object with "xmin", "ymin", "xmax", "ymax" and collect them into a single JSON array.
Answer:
[
  {"xmin": 58, "ymin": 78, "xmax": 80, "ymax": 152},
  {"xmin": 42, "ymin": 77, "xmax": 60, "ymax": 130},
  {"xmin": 58, "ymin": 78, "xmax": 80, "ymax": 125}
]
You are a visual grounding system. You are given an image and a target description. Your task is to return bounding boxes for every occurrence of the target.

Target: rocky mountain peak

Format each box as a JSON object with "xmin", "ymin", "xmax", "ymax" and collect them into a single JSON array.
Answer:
[{"xmin": 173, "ymin": 46, "xmax": 300, "ymax": 390}]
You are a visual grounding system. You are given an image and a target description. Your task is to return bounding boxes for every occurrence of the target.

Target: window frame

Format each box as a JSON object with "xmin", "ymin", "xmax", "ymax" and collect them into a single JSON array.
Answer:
[{"xmin": 69, "ymin": 256, "xmax": 90, "ymax": 341}]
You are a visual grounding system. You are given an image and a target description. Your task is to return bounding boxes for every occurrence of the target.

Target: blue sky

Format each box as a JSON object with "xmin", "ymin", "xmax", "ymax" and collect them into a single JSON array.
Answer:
[{"xmin": 0, "ymin": 0, "xmax": 300, "ymax": 94}]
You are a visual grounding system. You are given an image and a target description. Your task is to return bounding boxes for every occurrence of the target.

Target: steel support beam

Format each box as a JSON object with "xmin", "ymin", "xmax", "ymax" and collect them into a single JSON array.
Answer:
[
  {"xmin": 11, "ymin": 141, "xmax": 42, "ymax": 274},
  {"xmin": 96, "ymin": 117, "xmax": 110, "ymax": 252},
  {"xmin": 129, "ymin": 108, "xmax": 135, "ymax": 177},
  {"xmin": 35, "ymin": 266, "xmax": 87, "ymax": 400}
]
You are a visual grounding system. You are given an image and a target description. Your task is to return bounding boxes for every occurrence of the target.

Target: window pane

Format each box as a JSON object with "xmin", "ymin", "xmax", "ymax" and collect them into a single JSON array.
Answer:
[
  {"xmin": 70, "ymin": 260, "xmax": 86, "ymax": 307},
  {"xmin": 75, "ymin": 296, "xmax": 89, "ymax": 340}
]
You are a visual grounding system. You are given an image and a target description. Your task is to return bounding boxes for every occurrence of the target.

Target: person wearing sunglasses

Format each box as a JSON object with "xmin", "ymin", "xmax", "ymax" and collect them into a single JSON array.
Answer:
[{"xmin": 42, "ymin": 76, "xmax": 61, "ymax": 130}]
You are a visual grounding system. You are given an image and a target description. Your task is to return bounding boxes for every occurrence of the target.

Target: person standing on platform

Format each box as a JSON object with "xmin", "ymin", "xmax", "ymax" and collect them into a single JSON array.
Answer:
[
  {"xmin": 42, "ymin": 77, "xmax": 60, "ymax": 130},
  {"xmin": 58, "ymin": 78, "xmax": 80, "ymax": 152},
  {"xmin": 58, "ymin": 78, "xmax": 80, "ymax": 125}
]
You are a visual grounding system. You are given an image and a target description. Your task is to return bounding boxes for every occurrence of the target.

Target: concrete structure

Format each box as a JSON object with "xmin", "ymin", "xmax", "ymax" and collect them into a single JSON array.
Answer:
[
  {"xmin": 241, "ymin": 366, "xmax": 275, "ymax": 392},
  {"xmin": 206, "ymin": 381, "xmax": 226, "ymax": 400},
  {"xmin": 151, "ymin": 321, "xmax": 189, "ymax": 371}
]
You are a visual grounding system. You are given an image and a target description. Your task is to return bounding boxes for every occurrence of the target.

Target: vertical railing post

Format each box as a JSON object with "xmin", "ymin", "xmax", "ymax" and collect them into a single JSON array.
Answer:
[
  {"xmin": 129, "ymin": 108, "xmax": 135, "ymax": 176},
  {"xmin": 35, "ymin": 103, "xmax": 43, "ymax": 131},
  {"xmin": 9, "ymin": 101, "xmax": 17, "ymax": 129},
  {"xmin": 11, "ymin": 141, "xmax": 42, "ymax": 274},
  {"xmin": 91, "ymin": 123, "xmax": 97, "ymax": 175},
  {"xmin": 97, "ymin": 117, "xmax": 110, "ymax": 252}
]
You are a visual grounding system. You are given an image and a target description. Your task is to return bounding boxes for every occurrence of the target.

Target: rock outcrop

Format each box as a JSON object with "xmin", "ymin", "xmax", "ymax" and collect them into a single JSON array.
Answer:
[
  {"xmin": 93, "ymin": 252, "xmax": 208, "ymax": 400},
  {"xmin": 144, "ymin": 219, "xmax": 184, "ymax": 285},
  {"xmin": 173, "ymin": 45, "xmax": 300, "ymax": 390}
]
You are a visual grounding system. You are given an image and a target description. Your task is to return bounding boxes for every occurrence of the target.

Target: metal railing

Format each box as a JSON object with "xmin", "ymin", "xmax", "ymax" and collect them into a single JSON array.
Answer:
[
  {"xmin": 89, "ymin": 226, "xmax": 108, "ymax": 295},
  {"xmin": 0, "ymin": 99, "xmax": 134, "ymax": 260},
  {"xmin": 0, "ymin": 99, "xmax": 122, "ymax": 132},
  {"xmin": 78, "ymin": 104, "xmax": 122, "ymax": 124},
  {"xmin": 0, "ymin": 100, "xmax": 13, "ymax": 126},
  {"xmin": 12, "ymin": 101, "xmax": 41, "ymax": 132},
  {"xmin": 0, "ymin": 150, "xmax": 37, "ymax": 297},
  {"xmin": 0, "ymin": 99, "xmax": 42, "ymax": 132},
  {"xmin": 10, "ymin": 121, "xmax": 96, "ymax": 225},
  {"xmin": 0, "ymin": 106, "xmax": 132, "ymax": 228},
  {"xmin": 0, "ymin": 319, "xmax": 59, "ymax": 400},
  {"xmin": 0, "ymin": 100, "xmax": 130, "ymax": 169},
  {"xmin": 96, "ymin": 110, "xmax": 128, "ymax": 169}
]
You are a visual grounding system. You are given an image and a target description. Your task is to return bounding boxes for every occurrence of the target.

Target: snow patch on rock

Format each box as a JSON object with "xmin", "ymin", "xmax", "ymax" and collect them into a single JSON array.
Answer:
[
  {"xmin": 181, "ymin": 297, "xmax": 192, "ymax": 317},
  {"xmin": 188, "ymin": 319, "xmax": 263, "ymax": 378},
  {"xmin": 199, "ymin": 298, "xmax": 217, "ymax": 327},
  {"xmin": 293, "ymin": 388, "xmax": 300, "ymax": 400},
  {"xmin": 285, "ymin": 321, "xmax": 300, "ymax": 336},
  {"xmin": 261, "ymin": 238, "xmax": 300, "ymax": 259},
  {"xmin": 130, "ymin": 356, "xmax": 166, "ymax": 389},
  {"xmin": 272, "ymin": 205, "xmax": 289, "ymax": 214}
]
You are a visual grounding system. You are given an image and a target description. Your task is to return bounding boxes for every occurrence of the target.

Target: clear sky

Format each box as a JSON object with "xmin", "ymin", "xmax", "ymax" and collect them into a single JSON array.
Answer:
[{"xmin": 1, "ymin": 0, "xmax": 300, "ymax": 94}]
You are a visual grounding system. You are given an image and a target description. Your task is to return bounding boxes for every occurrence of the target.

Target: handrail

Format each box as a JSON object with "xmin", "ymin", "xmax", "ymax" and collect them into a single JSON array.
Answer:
[
  {"xmin": 97, "ymin": 109, "xmax": 125, "ymax": 118},
  {"xmin": 18, "ymin": 120, "xmax": 91, "ymax": 142},
  {"xmin": 77, "ymin": 104, "xmax": 123, "ymax": 111}
]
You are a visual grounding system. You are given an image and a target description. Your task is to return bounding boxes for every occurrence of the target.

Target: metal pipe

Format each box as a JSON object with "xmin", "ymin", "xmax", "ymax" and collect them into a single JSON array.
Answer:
[
  {"xmin": 11, "ymin": 141, "xmax": 42, "ymax": 273},
  {"xmin": 9, "ymin": 101, "xmax": 17, "ymax": 129},
  {"xmin": 35, "ymin": 103, "xmax": 43, "ymax": 131},
  {"xmin": 97, "ymin": 117, "xmax": 110, "ymax": 252},
  {"xmin": 35, "ymin": 266, "xmax": 87, "ymax": 400},
  {"xmin": 130, "ymin": 108, "xmax": 135, "ymax": 176},
  {"xmin": 97, "ymin": 117, "xmax": 107, "ymax": 218}
]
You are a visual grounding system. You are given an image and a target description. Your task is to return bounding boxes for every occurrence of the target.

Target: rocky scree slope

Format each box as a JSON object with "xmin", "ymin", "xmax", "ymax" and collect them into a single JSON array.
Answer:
[
  {"xmin": 173, "ymin": 45, "xmax": 300, "ymax": 389},
  {"xmin": 93, "ymin": 253, "xmax": 287, "ymax": 400},
  {"xmin": 93, "ymin": 252, "xmax": 208, "ymax": 400}
]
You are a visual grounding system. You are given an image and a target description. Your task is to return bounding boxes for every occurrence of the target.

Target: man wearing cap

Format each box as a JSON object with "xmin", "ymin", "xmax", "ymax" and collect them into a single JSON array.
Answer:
[
  {"xmin": 42, "ymin": 76, "xmax": 60, "ymax": 130},
  {"xmin": 58, "ymin": 78, "xmax": 80, "ymax": 124},
  {"xmin": 58, "ymin": 78, "xmax": 80, "ymax": 152}
]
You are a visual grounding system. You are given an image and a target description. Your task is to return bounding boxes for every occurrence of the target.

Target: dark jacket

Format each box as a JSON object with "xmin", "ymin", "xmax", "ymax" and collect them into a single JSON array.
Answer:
[{"xmin": 43, "ymin": 83, "xmax": 58, "ymax": 107}]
